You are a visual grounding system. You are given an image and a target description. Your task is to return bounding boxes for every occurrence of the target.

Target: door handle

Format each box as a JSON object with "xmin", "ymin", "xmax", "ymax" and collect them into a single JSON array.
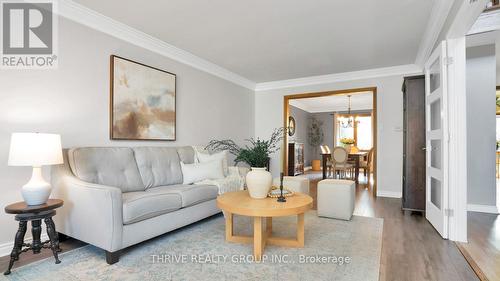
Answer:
[{"xmin": 421, "ymin": 147, "xmax": 426, "ymax": 151}]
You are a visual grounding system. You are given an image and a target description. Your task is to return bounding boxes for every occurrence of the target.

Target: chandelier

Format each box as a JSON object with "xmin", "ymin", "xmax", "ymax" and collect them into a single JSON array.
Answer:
[{"xmin": 337, "ymin": 95, "xmax": 359, "ymax": 129}]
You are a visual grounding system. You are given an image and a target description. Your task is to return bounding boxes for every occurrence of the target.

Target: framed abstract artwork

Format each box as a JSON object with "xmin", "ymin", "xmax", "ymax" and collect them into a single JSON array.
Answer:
[{"xmin": 110, "ymin": 55, "xmax": 176, "ymax": 140}]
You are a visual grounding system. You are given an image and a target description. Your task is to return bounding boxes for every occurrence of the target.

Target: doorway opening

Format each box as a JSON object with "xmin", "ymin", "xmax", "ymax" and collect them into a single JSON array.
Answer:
[
  {"xmin": 454, "ymin": 27, "xmax": 500, "ymax": 281},
  {"xmin": 282, "ymin": 87, "xmax": 378, "ymax": 197}
]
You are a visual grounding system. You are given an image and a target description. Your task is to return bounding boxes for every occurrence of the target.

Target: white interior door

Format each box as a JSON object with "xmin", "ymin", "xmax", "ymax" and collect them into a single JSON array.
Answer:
[{"xmin": 424, "ymin": 41, "xmax": 449, "ymax": 239}]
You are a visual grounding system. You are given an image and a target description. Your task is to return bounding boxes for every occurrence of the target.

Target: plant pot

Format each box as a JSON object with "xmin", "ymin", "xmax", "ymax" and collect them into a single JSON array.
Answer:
[
  {"xmin": 246, "ymin": 167, "xmax": 272, "ymax": 199},
  {"xmin": 311, "ymin": 160, "xmax": 321, "ymax": 171},
  {"xmin": 343, "ymin": 144, "xmax": 352, "ymax": 153}
]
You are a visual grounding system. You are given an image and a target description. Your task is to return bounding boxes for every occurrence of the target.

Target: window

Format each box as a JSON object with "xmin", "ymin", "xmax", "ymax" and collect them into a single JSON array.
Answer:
[
  {"xmin": 337, "ymin": 120, "xmax": 354, "ymax": 142},
  {"xmin": 496, "ymin": 116, "xmax": 500, "ymax": 150},
  {"xmin": 336, "ymin": 114, "xmax": 373, "ymax": 150},
  {"xmin": 356, "ymin": 116, "xmax": 372, "ymax": 150}
]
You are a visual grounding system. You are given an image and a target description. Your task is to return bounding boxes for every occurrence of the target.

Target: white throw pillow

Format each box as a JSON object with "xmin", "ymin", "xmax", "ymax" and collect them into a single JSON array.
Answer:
[
  {"xmin": 181, "ymin": 160, "xmax": 225, "ymax": 184},
  {"xmin": 192, "ymin": 146, "xmax": 206, "ymax": 162},
  {"xmin": 196, "ymin": 150, "xmax": 229, "ymax": 176}
]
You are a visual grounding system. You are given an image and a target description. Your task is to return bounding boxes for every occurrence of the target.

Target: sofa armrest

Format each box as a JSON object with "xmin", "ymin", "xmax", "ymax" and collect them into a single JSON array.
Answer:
[{"xmin": 51, "ymin": 161, "xmax": 123, "ymax": 252}]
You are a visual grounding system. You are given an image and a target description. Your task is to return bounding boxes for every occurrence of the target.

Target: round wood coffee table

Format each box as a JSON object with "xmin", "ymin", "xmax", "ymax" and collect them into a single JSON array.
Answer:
[{"xmin": 217, "ymin": 191, "xmax": 313, "ymax": 261}]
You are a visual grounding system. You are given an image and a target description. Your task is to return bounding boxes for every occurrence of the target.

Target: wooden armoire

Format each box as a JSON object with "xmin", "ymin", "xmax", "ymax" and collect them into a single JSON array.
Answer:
[
  {"xmin": 402, "ymin": 75, "xmax": 426, "ymax": 212},
  {"xmin": 288, "ymin": 142, "xmax": 304, "ymax": 176}
]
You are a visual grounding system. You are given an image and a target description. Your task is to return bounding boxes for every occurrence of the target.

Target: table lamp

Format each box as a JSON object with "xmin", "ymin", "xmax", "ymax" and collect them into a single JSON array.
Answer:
[{"xmin": 8, "ymin": 133, "xmax": 63, "ymax": 205}]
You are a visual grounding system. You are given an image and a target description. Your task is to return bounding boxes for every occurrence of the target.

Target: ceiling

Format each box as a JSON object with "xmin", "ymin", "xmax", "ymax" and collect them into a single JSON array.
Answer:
[
  {"xmin": 289, "ymin": 92, "xmax": 373, "ymax": 113},
  {"xmin": 73, "ymin": 0, "xmax": 434, "ymax": 83}
]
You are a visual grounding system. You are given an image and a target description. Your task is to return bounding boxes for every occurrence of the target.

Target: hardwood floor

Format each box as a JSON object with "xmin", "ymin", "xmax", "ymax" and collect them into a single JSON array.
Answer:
[
  {"xmin": 0, "ymin": 236, "xmax": 85, "ymax": 274},
  {"xmin": 1, "ymin": 172, "xmax": 479, "ymax": 281},
  {"xmin": 456, "ymin": 212, "xmax": 500, "ymax": 281},
  {"xmin": 307, "ymin": 170, "xmax": 479, "ymax": 281}
]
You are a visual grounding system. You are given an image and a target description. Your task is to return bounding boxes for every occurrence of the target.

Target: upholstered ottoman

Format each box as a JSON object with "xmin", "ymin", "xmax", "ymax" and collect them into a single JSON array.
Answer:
[
  {"xmin": 272, "ymin": 176, "xmax": 310, "ymax": 195},
  {"xmin": 317, "ymin": 179, "xmax": 355, "ymax": 220}
]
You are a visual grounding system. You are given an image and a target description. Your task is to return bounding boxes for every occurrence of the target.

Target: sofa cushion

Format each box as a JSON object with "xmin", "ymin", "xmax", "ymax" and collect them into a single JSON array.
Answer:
[
  {"xmin": 122, "ymin": 189, "xmax": 182, "ymax": 225},
  {"xmin": 180, "ymin": 160, "xmax": 225, "ymax": 184},
  {"xmin": 196, "ymin": 150, "xmax": 229, "ymax": 176},
  {"xmin": 133, "ymin": 147, "xmax": 184, "ymax": 188},
  {"xmin": 150, "ymin": 184, "xmax": 218, "ymax": 208},
  {"xmin": 177, "ymin": 146, "xmax": 196, "ymax": 164},
  {"xmin": 68, "ymin": 147, "xmax": 144, "ymax": 192}
]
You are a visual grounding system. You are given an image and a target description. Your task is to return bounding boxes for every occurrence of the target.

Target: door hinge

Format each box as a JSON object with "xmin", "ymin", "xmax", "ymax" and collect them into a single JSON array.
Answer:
[
  {"xmin": 444, "ymin": 57, "xmax": 454, "ymax": 65},
  {"xmin": 445, "ymin": 208, "xmax": 454, "ymax": 217}
]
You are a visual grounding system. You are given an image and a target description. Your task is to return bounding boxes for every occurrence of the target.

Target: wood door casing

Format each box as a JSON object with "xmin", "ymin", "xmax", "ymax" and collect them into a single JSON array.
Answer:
[{"xmin": 283, "ymin": 87, "xmax": 377, "ymax": 195}]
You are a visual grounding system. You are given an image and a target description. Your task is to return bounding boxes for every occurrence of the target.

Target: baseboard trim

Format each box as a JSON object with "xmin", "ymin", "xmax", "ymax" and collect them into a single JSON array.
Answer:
[
  {"xmin": 467, "ymin": 204, "xmax": 499, "ymax": 214},
  {"xmin": 0, "ymin": 234, "xmax": 49, "ymax": 258},
  {"xmin": 376, "ymin": 190, "xmax": 402, "ymax": 198}
]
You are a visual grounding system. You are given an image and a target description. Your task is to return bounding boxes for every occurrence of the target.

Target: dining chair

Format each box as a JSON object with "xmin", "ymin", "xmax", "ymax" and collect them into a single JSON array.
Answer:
[
  {"xmin": 496, "ymin": 151, "xmax": 500, "ymax": 178},
  {"xmin": 359, "ymin": 148, "xmax": 375, "ymax": 184},
  {"xmin": 330, "ymin": 146, "xmax": 354, "ymax": 180}
]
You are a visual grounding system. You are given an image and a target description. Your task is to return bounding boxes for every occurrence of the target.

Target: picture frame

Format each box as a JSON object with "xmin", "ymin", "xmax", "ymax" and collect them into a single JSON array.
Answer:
[
  {"xmin": 288, "ymin": 116, "xmax": 296, "ymax": 136},
  {"xmin": 110, "ymin": 55, "xmax": 176, "ymax": 140}
]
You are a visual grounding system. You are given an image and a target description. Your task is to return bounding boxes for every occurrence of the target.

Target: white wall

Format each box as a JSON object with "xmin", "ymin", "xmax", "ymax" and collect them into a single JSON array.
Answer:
[
  {"xmin": 288, "ymin": 105, "xmax": 312, "ymax": 166},
  {"xmin": 0, "ymin": 17, "xmax": 254, "ymax": 254},
  {"xmin": 254, "ymin": 75, "xmax": 405, "ymax": 197},
  {"xmin": 311, "ymin": 112, "xmax": 333, "ymax": 161},
  {"xmin": 497, "ymin": 40, "xmax": 500, "ymax": 83},
  {"xmin": 466, "ymin": 45, "xmax": 497, "ymax": 207}
]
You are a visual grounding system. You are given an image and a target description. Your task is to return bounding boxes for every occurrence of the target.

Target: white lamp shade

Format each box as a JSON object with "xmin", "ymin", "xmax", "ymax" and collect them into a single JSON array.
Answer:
[{"xmin": 8, "ymin": 133, "xmax": 63, "ymax": 166}]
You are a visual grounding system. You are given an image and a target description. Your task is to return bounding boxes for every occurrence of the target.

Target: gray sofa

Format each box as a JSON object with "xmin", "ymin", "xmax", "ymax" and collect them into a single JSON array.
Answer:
[{"xmin": 51, "ymin": 146, "xmax": 225, "ymax": 264}]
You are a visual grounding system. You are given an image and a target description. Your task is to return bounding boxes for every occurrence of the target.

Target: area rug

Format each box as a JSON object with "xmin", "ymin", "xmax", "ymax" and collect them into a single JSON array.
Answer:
[{"xmin": 2, "ymin": 212, "xmax": 383, "ymax": 281}]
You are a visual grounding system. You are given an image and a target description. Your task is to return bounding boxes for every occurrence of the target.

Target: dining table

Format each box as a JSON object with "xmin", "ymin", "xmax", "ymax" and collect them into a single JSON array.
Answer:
[{"xmin": 321, "ymin": 151, "xmax": 368, "ymax": 183}]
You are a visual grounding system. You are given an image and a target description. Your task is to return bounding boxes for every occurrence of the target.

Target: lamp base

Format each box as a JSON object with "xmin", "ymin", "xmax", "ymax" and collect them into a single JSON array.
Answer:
[{"xmin": 22, "ymin": 167, "xmax": 51, "ymax": 206}]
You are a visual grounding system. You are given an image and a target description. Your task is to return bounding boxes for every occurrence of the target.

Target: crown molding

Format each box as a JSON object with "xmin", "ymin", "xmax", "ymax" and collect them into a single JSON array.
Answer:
[
  {"xmin": 414, "ymin": 0, "xmax": 454, "ymax": 67},
  {"xmin": 254, "ymin": 64, "xmax": 422, "ymax": 92},
  {"xmin": 58, "ymin": 0, "xmax": 256, "ymax": 90}
]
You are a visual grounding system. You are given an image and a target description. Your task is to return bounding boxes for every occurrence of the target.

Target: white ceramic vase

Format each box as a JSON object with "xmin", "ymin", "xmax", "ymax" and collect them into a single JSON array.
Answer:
[{"xmin": 246, "ymin": 167, "xmax": 272, "ymax": 199}]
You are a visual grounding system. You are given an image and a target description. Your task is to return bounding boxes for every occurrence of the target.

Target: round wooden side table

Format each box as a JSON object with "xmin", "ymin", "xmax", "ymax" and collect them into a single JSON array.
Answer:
[{"xmin": 4, "ymin": 199, "xmax": 64, "ymax": 275}]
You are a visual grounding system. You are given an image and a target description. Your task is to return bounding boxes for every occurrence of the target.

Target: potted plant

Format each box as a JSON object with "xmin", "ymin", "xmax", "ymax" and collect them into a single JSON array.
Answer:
[
  {"xmin": 340, "ymin": 137, "xmax": 355, "ymax": 153},
  {"xmin": 206, "ymin": 128, "xmax": 284, "ymax": 199},
  {"xmin": 308, "ymin": 117, "xmax": 324, "ymax": 171}
]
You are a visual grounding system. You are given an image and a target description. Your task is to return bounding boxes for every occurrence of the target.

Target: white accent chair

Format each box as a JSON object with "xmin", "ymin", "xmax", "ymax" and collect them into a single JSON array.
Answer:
[
  {"xmin": 317, "ymin": 179, "xmax": 355, "ymax": 220},
  {"xmin": 359, "ymin": 148, "xmax": 375, "ymax": 184},
  {"xmin": 272, "ymin": 176, "xmax": 310, "ymax": 195}
]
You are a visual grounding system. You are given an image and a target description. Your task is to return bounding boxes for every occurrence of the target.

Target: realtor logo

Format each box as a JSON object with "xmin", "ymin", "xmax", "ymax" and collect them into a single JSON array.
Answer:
[{"xmin": 1, "ymin": 0, "xmax": 58, "ymax": 69}]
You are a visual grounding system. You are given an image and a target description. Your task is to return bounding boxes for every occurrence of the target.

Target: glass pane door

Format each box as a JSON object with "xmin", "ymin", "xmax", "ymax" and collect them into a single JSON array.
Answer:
[{"xmin": 425, "ymin": 41, "xmax": 448, "ymax": 239}]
